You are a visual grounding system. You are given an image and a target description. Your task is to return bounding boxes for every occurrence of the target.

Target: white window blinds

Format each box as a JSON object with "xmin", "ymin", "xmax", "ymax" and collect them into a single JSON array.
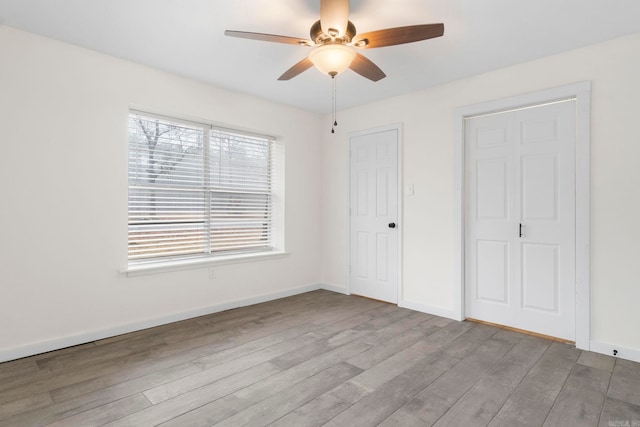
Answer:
[{"xmin": 128, "ymin": 112, "xmax": 274, "ymax": 263}]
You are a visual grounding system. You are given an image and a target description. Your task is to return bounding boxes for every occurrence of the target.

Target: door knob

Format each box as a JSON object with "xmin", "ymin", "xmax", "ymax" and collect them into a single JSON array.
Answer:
[{"xmin": 388, "ymin": 222, "xmax": 396, "ymax": 228}]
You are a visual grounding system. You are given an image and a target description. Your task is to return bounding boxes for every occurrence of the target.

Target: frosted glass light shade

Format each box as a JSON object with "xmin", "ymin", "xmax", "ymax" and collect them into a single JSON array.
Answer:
[{"xmin": 309, "ymin": 44, "xmax": 356, "ymax": 76}]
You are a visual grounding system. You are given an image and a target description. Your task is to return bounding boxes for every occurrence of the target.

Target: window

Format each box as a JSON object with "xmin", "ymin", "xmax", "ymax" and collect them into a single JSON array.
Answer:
[{"xmin": 127, "ymin": 112, "xmax": 276, "ymax": 265}]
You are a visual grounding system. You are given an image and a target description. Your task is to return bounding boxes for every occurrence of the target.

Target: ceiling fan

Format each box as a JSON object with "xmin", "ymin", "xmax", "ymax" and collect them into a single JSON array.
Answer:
[{"xmin": 225, "ymin": 0, "xmax": 445, "ymax": 82}]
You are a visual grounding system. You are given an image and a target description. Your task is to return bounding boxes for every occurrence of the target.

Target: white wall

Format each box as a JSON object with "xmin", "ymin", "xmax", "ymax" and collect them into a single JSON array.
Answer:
[
  {"xmin": 0, "ymin": 26, "xmax": 323, "ymax": 361},
  {"xmin": 321, "ymin": 33, "xmax": 640, "ymax": 356}
]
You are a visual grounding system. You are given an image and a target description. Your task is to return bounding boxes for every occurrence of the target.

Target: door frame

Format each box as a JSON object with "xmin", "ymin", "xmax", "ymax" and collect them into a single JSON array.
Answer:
[
  {"xmin": 347, "ymin": 124, "xmax": 404, "ymax": 304},
  {"xmin": 452, "ymin": 82, "xmax": 591, "ymax": 349}
]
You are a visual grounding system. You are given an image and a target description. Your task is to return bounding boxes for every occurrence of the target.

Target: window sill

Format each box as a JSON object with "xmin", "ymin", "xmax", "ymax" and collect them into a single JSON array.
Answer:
[{"xmin": 121, "ymin": 251, "xmax": 289, "ymax": 277}]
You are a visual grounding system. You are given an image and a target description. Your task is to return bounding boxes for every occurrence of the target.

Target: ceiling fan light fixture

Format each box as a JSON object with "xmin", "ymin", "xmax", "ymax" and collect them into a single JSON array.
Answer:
[{"xmin": 309, "ymin": 44, "xmax": 356, "ymax": 76}]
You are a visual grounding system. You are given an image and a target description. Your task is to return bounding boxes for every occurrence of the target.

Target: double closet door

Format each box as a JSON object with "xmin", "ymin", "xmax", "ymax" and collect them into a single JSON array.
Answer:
[{"xmin": 465, "ymin": 100, "xmax": 576, "ymax": 341}]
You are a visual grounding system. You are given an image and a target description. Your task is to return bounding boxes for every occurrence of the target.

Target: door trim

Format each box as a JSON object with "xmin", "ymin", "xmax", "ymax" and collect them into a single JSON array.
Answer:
[
  {"xmin": 347, "ymin": 124, "xmax": 403, "ymax": 304},
  {"xmin": 452, "ymin": 82, "xmax": 591, "ymax": 349}
]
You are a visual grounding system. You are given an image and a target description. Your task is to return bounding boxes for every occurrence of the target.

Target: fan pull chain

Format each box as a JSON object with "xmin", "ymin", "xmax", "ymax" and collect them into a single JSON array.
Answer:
[
  {"xmin": 334, "ymin": 75, "xmax": 338, "ymax": 127},
  {"xmin": 330, "ymin": 72, "xmax": 337, "ymax": 134}
]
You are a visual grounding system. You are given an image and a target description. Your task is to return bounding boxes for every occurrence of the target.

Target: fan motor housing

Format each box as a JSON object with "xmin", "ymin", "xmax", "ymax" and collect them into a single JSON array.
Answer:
[{"xmin": 310, "ymin": 20, "xmax": 356, "ymax": 44}]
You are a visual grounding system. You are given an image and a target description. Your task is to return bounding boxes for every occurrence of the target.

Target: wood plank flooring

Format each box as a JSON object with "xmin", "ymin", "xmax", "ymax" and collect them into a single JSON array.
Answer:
[{"xmin": 1, "ymin": 290, "xmax": 639, "ymax": 426}]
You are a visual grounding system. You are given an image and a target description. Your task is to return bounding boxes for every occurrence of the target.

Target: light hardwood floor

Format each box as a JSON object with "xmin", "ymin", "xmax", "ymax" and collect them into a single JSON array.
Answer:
[{"xmin": 1, "ymin": 290, "xmax": 639, "ymax": 426}]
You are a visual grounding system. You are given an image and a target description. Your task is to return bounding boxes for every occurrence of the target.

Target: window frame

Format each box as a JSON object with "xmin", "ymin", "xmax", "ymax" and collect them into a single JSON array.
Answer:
[{"xmin": 125, "ymin": 110, "xmax": 285, "ymax": 275}]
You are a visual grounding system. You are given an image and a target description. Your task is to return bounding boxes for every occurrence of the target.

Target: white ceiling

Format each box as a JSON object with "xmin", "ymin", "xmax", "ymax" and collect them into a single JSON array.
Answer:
[{"xmin": 1, "ymin": 0, "xmax": 639, "ymax": 114}]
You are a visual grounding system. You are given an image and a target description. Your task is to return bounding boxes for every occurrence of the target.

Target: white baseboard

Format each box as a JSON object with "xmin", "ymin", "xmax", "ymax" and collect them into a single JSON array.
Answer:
[
  {"xmin": 0, "ymin": 283, "xmax": 321, "ymax": 363},
  {"xmin": 399, "ymin": 299, "xmax": 457, "ymax": 320},
  {"xmin": 590, "ymin": 340, "xmax": 640, "ymax": 364},
  {"xmin": 319, "ymin": 283, "xmax": 349, "ymax": 295}
]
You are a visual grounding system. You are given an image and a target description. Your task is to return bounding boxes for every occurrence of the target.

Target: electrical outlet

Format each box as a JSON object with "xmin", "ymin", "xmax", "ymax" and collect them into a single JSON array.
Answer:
[{"xmin": 209, "ymin": 267, "xmax": 216, "ymax": 279}]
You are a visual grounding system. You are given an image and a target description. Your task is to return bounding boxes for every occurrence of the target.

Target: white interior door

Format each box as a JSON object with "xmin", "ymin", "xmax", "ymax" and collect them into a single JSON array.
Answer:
[
  {"xmin": 350, "ymin": 129, "xmax": 399, "ymax": 303},
  {"xmin": 465, "ymin": 100, "xmax": 576, "ymax": 340}
]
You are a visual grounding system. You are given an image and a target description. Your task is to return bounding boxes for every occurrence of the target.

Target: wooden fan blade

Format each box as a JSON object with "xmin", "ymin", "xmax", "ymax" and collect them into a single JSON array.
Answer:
[
  {"xmin": 320, "ymin": 0, "xmax": 349, "ymax": 36},
  {"xmin": 353, "ymin": 23, "xmax": 444, "ymax": 48},
  {"xmin": 278, "ymin": 57, "xmax": 314, "ymax": 80},
  {"xmin": 349, "ymin": 53, "xmax": 386, "ymax": 82},
  {"xmin": 225, "ymin": 30, "xmax": 313, "ymax": 46}
]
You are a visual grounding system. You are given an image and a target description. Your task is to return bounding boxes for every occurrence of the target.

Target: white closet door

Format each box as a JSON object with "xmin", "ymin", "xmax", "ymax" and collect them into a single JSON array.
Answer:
[{"xmin": 465, "ymin": 100, "xmax": 576, "ymax": 340}]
